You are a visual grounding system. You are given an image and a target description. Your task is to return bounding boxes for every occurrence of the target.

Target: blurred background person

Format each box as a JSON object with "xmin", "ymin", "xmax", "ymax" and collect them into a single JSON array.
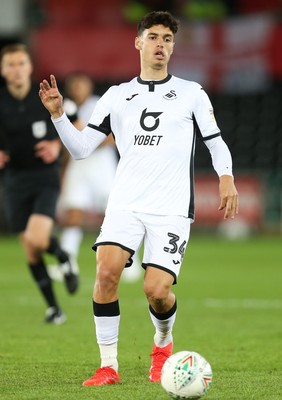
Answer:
[
  {"xmin": 49, "ymin": 72, "xmax": 142, "ymax": 283},
  {"xmin": 0, "ymin": 43, "xmax": 79, "ymax": 325}
]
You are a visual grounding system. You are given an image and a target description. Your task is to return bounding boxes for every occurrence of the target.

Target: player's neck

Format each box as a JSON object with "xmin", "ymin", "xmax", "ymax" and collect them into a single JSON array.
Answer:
[
  {"xmin": 7, "ymin": 80, "xmax": 31, "ymax": 100},
  {"xmin": 140, "ymin": 65, "xmax": 168, "ymax": 81}
]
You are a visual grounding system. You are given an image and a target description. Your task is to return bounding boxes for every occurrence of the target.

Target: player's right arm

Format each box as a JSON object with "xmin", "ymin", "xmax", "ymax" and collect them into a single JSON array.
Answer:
[{"xmin": 39, "ymin": 75, "xmax": 106, "ymax": 160}]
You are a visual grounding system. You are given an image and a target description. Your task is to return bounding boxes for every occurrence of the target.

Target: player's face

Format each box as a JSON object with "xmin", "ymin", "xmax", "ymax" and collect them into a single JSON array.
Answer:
[
  {"xmin": 135, "ymin": 25, "xmax": 175, "ymax": 70},
  {"xmin": 1, "ymin": 51, "xmax": 33, "ymax": 88}
]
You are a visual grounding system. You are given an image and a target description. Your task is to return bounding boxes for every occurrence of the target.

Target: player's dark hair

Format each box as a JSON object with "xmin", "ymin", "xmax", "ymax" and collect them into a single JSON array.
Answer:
[
  {"xmin": 0, "ymin": 43, "xmax": 31, "ymax": 62},
  {"xmin": 137, "ymin": 11, "xmax": 179, "ymax": 36}
]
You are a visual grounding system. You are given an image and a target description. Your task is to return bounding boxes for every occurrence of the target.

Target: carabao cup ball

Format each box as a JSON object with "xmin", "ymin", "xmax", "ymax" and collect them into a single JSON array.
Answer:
[{"xmin": 161, "ymin": 351, "xmax": 212, "ymax": 399}]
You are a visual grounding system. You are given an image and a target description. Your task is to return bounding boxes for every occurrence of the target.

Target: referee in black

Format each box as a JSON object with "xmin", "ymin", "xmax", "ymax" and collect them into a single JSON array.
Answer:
[{"xmin": 0, "ymin": 43, "xmax": 79, "ymax": 324}]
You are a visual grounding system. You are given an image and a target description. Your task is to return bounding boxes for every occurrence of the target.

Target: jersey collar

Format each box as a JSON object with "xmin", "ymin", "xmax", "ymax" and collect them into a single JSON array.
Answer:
[{"xmin": 137, "ymin": 74, "xmax": 172, "ymax": 92}]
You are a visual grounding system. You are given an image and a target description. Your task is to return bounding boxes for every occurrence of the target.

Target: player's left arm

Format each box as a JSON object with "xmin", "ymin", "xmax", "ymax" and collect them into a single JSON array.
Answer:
[
  {"xmin": 205, "ymin": 136, "xmax": 239, "ymax": 219},
  {"xmin": 193, "ymin": 85, "xmax": 238, "ymax": 219}
]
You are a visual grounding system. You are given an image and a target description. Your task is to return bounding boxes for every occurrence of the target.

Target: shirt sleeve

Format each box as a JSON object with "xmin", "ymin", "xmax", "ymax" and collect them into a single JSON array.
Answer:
[
  {"xmin": 193, "ymin": 85, "xmax": 221, "ymax": 141},
  {"xmin": 51, "ymin": 113, "xmax": 107, "ymax": 159},
  {"xmin": 204, "ymin": 135, "xmax": 233, "ymax": 177}
]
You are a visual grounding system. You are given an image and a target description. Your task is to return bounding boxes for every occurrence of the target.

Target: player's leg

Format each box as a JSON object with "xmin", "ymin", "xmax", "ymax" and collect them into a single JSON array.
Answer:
[
  {"xmin": 83, "ymin": 209, "xmax": 144, "ymax": 386},
  {"xmin": 142, "ymin": 213, "xmax": 191, "ymax": 382},
  {"xmin": 20, "ymin": 214, "xmax": 66, "ymax": 324},
  {"xmin": 144, "ymin": 267, "xmax": 176, "ymax": 382},
  {"xmin": 82, "ymin": 244, "xmax": 130, "ymax": 386}
]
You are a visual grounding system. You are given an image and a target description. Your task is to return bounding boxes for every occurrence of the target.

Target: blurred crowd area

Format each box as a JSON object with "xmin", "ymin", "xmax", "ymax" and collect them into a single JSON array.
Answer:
[{"xmin": 0, "ymin": 0, "xmax": 281, "ymax": 235}]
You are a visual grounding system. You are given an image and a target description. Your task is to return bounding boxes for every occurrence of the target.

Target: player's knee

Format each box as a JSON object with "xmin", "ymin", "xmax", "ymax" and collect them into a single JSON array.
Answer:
[
  {"xmin": 144, "ymin": 280, "xmax": 170, "ymax": 309},
  {"xmin": 95, "ymin": 258, "xmax": 122, "ymax": 292},
  {"xmin": 96, "ymin": 247, "xmax": 127, "ymax": 284},
  {"xmin": 22, "ymin": 232, "xmax": 48, "ymax": 254},
  {"xmin": 96, "ymin": 265, "xmax": 117, "ymax": 284}
]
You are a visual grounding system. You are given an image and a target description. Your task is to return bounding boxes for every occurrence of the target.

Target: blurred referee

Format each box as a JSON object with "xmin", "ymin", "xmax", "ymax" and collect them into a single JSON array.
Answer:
[{"xmin": 0, "ymin": 43, "xmax": 79, "ymax": 324}]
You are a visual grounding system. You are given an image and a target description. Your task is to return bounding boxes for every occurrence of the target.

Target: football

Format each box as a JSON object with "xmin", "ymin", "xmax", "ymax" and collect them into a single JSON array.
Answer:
[{"xmin": 161, "ymin": 351, "xmax": 212, "ymax": 399}]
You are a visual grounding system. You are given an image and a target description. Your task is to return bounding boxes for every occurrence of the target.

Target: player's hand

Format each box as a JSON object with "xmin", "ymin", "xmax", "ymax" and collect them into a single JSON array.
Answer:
[
  {"xmin": 0, "ymin": 150, "xmax": 10, "ymax": 169},
  {"xmin": 39, "ymin": 75, "xmax": 64, "ymax": 119},
  {"xmin": 218, "ymin": 175, "xmax": 239, "ymax": 219},
  {"xmin": 34, "ymin": 139, "xmax": 62, "ymax": 164}
]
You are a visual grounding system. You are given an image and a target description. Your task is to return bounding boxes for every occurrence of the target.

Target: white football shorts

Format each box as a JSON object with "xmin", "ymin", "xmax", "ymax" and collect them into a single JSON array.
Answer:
[{"xmin": 93, "ymin": 209, "xmax": 191, "ymax": 283}]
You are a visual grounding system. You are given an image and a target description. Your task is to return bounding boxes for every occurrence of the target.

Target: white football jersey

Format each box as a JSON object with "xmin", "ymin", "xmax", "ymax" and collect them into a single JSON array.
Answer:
[{"xmin": 87, "ymin": 74, "xmax": 221, "ymax": 219}]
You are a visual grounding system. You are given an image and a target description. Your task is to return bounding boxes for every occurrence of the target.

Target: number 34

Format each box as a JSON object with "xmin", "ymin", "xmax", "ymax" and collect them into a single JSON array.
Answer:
[{"xmin": 163, "ymin": 232, "xmax": 186, "ymax": 258}]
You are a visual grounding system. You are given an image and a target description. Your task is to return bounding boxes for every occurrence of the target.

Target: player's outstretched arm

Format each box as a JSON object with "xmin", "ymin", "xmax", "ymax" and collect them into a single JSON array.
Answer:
[
  {"xmin": 218, "ymin": 175, "xmax": 239, "ymax": 219},
  {"xmin": 39, "ymin": 75, "xmax": 64, "ymax": 119}
]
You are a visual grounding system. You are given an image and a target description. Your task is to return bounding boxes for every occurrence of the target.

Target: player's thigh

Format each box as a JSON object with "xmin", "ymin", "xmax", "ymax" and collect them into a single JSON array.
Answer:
[
  {"xmin": 93, "ymin": 209, "xmax": 145, "ymax": 266},
  {"xmin": 142, "ymin": 214, "xmax": 191, "ymax": 284},
  {"xmin": 96, "ymin": 244, "xmax": 132, "ymax": 279}
]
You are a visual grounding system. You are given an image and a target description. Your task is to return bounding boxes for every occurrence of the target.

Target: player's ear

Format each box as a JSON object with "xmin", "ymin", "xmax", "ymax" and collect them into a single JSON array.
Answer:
[{"xmin": 135, "ymin": 36, "xmax": 142, "ymax": 50}]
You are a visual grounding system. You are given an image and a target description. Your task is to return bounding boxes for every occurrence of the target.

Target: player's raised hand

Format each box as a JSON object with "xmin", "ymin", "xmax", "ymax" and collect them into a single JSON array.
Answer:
[
  {"xmin": 39, "ymin": 75, "xmax": 64, "ymax": 119},
  {"xmin": 218, "ymin": 175, "xmax": 239, "ymax": 219}
]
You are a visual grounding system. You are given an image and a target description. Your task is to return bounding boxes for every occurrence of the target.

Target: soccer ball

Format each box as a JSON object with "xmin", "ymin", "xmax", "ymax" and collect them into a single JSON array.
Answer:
[{"xmin": 161, "ymin": 351, "xmax": 212, "ymax": 399}]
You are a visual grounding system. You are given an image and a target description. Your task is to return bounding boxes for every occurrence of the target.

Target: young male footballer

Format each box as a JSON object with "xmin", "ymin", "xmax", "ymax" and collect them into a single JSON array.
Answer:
[{"xmin": 39, "ymin": 11, "xmax": 239, "ymax": 385}]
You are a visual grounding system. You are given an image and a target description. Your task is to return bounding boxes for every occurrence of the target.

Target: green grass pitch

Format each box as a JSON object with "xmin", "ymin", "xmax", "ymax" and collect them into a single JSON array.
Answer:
[{"xmin": 0, "ymin": 232, "xmax": 281, "ymax": 400}]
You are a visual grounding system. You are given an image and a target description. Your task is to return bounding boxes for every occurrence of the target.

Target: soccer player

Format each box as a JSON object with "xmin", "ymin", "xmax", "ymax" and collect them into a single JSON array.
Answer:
[
  {"xmin": 39, "ymin": 11, "xmax": 239, "ymax": 384},
  {"xmin": 0, "ymin": 43, "xmax": 79, "ymax": 325}
]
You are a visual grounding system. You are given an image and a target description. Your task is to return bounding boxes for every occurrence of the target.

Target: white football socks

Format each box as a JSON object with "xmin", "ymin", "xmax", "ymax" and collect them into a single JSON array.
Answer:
[
  {"xmin": 150, "ymin": 310, "xmax": 176, "ymax": 348},
  {"xmin": 99, "ymin": 343, "xmax": 118, "ymax": 371},
  {"xmin": 95, "ymin": 315, "xmax": 120, "ymax": 371}
]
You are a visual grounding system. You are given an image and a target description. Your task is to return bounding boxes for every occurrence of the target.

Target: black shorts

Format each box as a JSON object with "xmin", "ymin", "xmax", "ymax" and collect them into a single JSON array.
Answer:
[{"xmin": 3, "ymin": 166, "xmax": 60, "ymax": 233}]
